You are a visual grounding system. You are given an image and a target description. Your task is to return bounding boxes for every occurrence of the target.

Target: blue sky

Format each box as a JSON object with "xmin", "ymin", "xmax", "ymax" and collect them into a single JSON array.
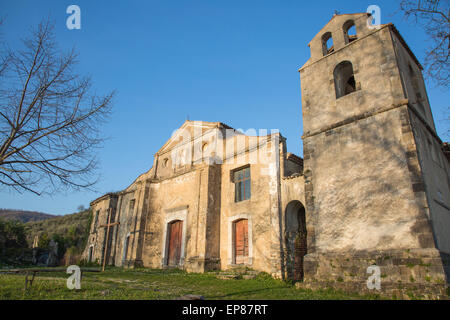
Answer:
[{"xmin": 0, "ymin": 0, "xmax": 448, "ymax": 215}]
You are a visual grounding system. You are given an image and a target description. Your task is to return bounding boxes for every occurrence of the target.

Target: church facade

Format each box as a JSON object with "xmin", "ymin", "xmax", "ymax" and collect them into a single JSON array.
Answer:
[
  {"xmin": 83, "ymin": 13, "xmax": 450, "ymax": 298},
  {"xmin": 84, "ymin": 121, "xmax": 306, "ymax": 280}
]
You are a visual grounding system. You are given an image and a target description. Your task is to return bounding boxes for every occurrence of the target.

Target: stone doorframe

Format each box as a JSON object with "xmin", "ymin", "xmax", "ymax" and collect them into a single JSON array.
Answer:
[
  {"xmin": 88, "ymin": 244, "xmax": 94, "ymax": 262},
  {"xmin": 227, "ymin": 213, "xmax": 253, "ymax": 266},
  {"xmin": 122, "ymin": 232, "xmax": 131, "ymax": 264},
  {"xmin": 161, "ymin": 205, "xmax": 188, "ymax": 267}
]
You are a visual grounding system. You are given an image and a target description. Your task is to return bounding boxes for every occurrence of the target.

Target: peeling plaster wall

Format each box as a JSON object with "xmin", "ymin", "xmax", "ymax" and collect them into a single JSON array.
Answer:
[
  {"xmin": 114, "ymin": 190, "xmax": 136, "ymax": 266},
  {"xmin": 82, "ymin": 195, "xmax": 118, "ymax": 264},
  {"xmin": 410, "ymin": 111, "xmax": 450, "ymax": 255},
  {"xmin": 300, "ymin": 18, "xmax": 438, "ymax": 253},
  {"xmin": 305, "ymin": 107, "xmax": 436, "ymax": 252},
  {"xmin": 219, "ymin": 149, "xmax": 275, "ymax": 273},
  {"xmin": 81, "ymin": 14, "xmax": 450, "ymax": 298}
]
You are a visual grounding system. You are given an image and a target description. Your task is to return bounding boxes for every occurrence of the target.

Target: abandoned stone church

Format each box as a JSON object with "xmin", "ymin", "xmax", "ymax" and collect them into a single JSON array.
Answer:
[{"xmin": 83, "ymin": 13, "xmax": 450, "ymax": 297}]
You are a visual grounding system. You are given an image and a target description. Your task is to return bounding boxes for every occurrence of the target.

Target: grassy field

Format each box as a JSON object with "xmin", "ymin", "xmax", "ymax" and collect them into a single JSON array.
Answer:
[{"xmin": 0, "ymin": 267, "xmax": 383, "ymax": 300}]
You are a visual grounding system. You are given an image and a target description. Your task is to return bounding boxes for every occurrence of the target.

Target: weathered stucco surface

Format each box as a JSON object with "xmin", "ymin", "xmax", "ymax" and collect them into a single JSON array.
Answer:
[
  {"xmin": 82, "ymin": 12, "xmax": 450, "ymax": 298},
  {"xmin": 83, "ymin": 122, "xmax": 305, "ymax": 277},
  {"xmin": 298, "ymin": 13, "xmax": 449, "ymax": 298}
]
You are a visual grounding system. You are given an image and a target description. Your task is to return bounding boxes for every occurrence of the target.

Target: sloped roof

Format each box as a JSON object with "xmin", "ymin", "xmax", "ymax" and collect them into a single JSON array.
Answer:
[{"xmin": 156, "ymin": 120, "xmax": 234, "ymax": 156}]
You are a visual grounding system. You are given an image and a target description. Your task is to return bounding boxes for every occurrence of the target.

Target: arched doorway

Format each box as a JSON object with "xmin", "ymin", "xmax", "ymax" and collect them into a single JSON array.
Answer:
[
  {"xmin": 285, "ymin": 201, "xmax": 307, "ymax": 281},
  {"xmin": 88, "ymin": 245, "xmax": 94, "ymax": 263}
]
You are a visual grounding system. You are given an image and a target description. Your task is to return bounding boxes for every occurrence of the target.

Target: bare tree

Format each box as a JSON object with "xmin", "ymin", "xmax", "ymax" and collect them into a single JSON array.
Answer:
[
  {"xmin": 0, "ymin": 20, "xmax": 114, "ymax": 195},
  {"xmin": 400, "ymin": 0, "xmax": 450, "ymax": 88}
]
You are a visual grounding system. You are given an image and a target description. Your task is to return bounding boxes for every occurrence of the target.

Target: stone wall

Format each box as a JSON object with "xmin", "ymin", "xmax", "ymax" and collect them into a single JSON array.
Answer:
[
  {"xmin": 280, "ymin": 174, "xmax": 306, "ymax": 280},
  {"xmin": 300, "ymin": 248, "xmax": 448, "ymax": 299},
  {"xmin": 408, "ymin": 108, "xmax": 450, "ymax": 255},
  {"xmin": 219, "ymin": 134, "xmax": 284, "ymax": 275},
  {"xmin": 142, "ymin": 169, "xmax": 200, "ymax": 269},
  {"xmin": 303, "ymin": 106, "xmax": 432, "ymax": 252},
  {"xmin": 82, "ymin": 194, "xmax": 118, "ymax": 265},
  {"xmin": 80, "ymin": 14, "xmax": 449, "ymax": 300},
  {"xmin": 298, "ymin": 14, "xmax": 449, "ymax": 299}
]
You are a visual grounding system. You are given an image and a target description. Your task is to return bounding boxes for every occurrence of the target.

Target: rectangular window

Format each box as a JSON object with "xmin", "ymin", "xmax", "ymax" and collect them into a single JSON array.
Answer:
[
  {"xmin": 233, "ymin": 166, "xmax": 251, "ymax": 202},
  {"xmin": 93, "ymin": 210, "xmax": 99, "ymax": 230}
]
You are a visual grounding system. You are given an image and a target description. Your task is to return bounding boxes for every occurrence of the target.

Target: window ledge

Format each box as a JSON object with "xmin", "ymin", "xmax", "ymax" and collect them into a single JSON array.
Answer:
[
  {"xmin": 336, "ymin": 88, "xmax": 361, "ymax": 101},
  {"xmin": 234, "ymin": 198, "xmax": 251, "ymax": 204}
]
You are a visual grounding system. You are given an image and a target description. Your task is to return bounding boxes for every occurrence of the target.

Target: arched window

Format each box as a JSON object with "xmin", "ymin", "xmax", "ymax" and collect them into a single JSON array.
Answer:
[
  {"xmin": 334, "ymin": 61, "xmax": 356, "ymax": 99},
  {"xmin": 322, "ymin": 32, "xmax": 334, "ymax": 56},
  {"xmin": 343, "ymin": 20, "xmax": 357, "ymax": 44}
]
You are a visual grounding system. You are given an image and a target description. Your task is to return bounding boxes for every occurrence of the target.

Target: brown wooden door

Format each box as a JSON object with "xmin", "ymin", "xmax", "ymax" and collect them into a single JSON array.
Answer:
[
  {"xmin": 167, "ymin": 220, "xmax": 183, "ymax": 266},
  {"xmin": 234, "ymin": 219, "xmax": 249, "ymax": 264}
]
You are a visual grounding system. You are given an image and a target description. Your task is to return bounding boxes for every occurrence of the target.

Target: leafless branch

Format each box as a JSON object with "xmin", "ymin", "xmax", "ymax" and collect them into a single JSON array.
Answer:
[
  {"xmin": 400, "ymin": 0, "xmax": 450, "ymax": 88},
  {"xmin": 0, "ymin": 20, "xmax": 114, "ymax": 195}
]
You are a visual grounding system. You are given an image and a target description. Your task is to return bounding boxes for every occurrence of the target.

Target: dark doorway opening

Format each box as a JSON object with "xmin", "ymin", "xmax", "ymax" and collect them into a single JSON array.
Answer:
[
  {"xmin": 285, "ymin": 201, "xmax": 307, "ymax": 282},
  {"xmin": 88, "ymin": 246, "xmax": 93, "ymax": 263}
]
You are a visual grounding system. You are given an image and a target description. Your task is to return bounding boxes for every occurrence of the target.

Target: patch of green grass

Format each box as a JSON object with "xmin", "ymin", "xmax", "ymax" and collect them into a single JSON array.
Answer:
[
  {"xmin": 406, "ymin": 291, "xmax": 415, "ymax": 299},
  {"xmin": 419, "ymin": 263, "xmax": 431, "ymax": 267},
  {"xmin": 0, "ymin": 267, "xmax": 381, "ymax": 300}
]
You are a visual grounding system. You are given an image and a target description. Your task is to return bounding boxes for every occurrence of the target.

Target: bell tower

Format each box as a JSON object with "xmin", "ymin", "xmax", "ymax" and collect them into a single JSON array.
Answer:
[{"xmin": 298, "ymin": 13, "xmax": 449, "ymax": 298}]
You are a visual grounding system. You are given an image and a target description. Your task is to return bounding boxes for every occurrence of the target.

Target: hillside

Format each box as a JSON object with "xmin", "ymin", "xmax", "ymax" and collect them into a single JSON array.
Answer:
[
  {"xmin": 0, "ymin": 210, "xmax": 92, "ymax": 267},
  {"xmin": 24, "ymin": 210, "xmax": 91, "ymax": 248},
  {"xmin": 0, "ymin": 209, "xmax": 57, "ymax": 223}
]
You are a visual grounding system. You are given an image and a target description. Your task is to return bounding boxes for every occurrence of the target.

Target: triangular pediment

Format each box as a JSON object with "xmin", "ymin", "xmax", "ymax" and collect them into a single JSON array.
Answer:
[{"xmin": 156, "ymin": 120, "xmax": 227, "ymax": 156}]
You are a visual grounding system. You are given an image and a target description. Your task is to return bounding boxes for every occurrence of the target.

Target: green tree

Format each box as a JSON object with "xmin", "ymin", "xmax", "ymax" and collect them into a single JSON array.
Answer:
[
  {"xmin": 38, "ymin": 232, "xmax": 50, "ymax": 248},
  {"xmin": 3, "ymin": 219, "xmax": 27, "ymax": 248},
  {"xmin": 0, "ymin": 219, "xmax": 27, "ymax": 262},
  {"xmin": 0, "ymin": 219, "xmax": 7, "ymax": 256}
]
